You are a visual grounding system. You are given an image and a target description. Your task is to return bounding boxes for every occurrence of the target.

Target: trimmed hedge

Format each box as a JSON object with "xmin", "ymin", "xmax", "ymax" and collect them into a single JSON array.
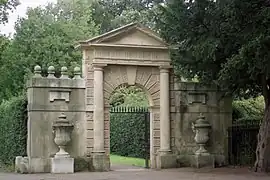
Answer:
[
  {"xmin": 110, "ymin": 112, "xmax": 149, "ymax": 159},
  {"xmin": 0, "ymin": 95, "xmax": 27, "ymax": 167}
]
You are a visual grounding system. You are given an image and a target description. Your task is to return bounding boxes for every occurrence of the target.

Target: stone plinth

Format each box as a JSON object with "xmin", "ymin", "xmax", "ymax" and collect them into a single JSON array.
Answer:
[
  {"xmin": 51, "ymin": 157, "xmax": 74, "ymax": 174},
  {"xmin": 156, "ymin": 152, "xmax": 177, "ymax": 169},
  {"xmin": 190, "ymin": 154, "xmax": 215, "ymax": 168},
  {"xmin": 92, "ymin": 153, "xmax": 110, "ymax": 172}
]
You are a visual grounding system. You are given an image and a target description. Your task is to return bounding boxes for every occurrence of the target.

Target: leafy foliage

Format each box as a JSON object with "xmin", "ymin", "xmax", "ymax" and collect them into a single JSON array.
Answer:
[
  {"xmin": 110, "ymin": 85, "xmax": 149, "ymax": 107},
  {"xmin": 110, "ymin": 86, "xmax": 149, "ymax": 158},
  {"xmin": 110, "ymin": 111, "xmax": 149, "ymax": 158},
  {"xmin": 0, "ymin": 0, "xmax": 19, "ymax": 24},
  {"xmin": 158, "ymin": 0, "xmax": 270, "ymax": 100},
  {"xmin": 0, "ymin": 0, "xmax": 99, "ymax": 101},
  {"xmin": 92, "ymin": 0, "xmax": 165, "ymax": 33},
  {"xmin": 233, "ymin": 97, "xmax": 264, "ymax": 122},
  {"xmin": 0, "ymin": 95, "xmax": 27, "ymax": 167}
]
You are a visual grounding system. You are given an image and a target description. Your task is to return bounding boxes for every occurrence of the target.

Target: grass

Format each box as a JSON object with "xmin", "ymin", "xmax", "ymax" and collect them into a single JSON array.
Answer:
[{"xmin": 110, "ymin": 154, "xmax": 146, "ymax": 167}]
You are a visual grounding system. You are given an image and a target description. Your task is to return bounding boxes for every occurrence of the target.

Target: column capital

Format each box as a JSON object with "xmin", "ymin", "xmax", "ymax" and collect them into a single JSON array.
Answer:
[
  {"xmin": 159, "ymin": 65, "xmax": 172, "ymax": 73},
  {"xmin": 93, "ymin": 63, "xmax": 107, "ymax": 71}
]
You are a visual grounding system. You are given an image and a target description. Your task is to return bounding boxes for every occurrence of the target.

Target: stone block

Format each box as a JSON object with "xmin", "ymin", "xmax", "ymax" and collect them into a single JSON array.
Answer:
[
  {"xmin": 15, "ymin": 156, "xmax": 28, "ymax": 173},
  {"xmin": 28, "ymin": 157, "xmax": 51, "ymax": 173},
  {"xmin": 51, "ymin": 157, "xmax": 74, "ymax": 174},
  {"xmin": 92, "ymin": 153, "xmax": 110, "ymax": 172},
  {"xmin": 156, "ymin": 153, "xmax": 177, "ymax": 169},
  {"xmin": 190, "ymin": 154, "xmax": 215, "ymax": 168},
  {"xmin": 15, "ymin": 157, "xmax": 51, "ymax": 173}
]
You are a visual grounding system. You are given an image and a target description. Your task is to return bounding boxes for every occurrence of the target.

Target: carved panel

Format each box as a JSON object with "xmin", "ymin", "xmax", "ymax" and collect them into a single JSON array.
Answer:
[
  {"xmin": 49, "ymin": 89, "xmax": 71, "ymax": 102},
  {"xmin": 187, "ymin": 93, "xmax": 207, "ymax": 104}
]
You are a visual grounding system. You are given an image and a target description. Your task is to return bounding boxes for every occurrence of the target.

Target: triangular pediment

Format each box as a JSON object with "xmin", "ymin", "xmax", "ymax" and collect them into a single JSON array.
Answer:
[{"xmin": 79, "ymin": 23, "xmax": 168, "ymax": 48}]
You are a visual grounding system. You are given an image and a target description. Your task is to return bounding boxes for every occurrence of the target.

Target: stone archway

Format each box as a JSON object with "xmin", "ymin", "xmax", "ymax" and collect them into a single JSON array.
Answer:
[{"xmin": 78, "ymin": 23, "xmax": 176, "ymax": 171}]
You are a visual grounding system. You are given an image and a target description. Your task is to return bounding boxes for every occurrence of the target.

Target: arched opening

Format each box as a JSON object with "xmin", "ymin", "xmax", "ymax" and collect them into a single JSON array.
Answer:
[{"xmin": 109, "ymin": 84, "xmax": 151, "ymax": 170}]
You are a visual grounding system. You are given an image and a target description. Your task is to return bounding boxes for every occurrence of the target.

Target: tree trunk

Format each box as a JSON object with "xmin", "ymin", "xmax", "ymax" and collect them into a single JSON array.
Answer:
[{"xmin": 254, "ymin": 104, "xmax": 270, "ymax": 172}]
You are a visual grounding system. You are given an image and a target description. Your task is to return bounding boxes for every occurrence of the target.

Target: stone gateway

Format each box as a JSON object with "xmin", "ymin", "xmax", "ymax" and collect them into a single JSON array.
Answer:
[{"xmin": 15, "ymin": 23, "xmax": 232, "ymax": 173}]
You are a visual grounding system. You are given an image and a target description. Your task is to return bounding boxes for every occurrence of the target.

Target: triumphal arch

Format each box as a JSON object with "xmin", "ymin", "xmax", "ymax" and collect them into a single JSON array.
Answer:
[{"xmin": 78, "ymin": 23, "xmax": 176, "ymax": 170}]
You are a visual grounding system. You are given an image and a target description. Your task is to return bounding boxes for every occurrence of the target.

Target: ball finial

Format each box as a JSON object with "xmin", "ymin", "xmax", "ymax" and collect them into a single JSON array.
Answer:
[
  {"xmin": 34, "ymin": 65, "xmax": 41, "ymax": 72},
  {"xmin": 47, "ymin": 66, "xmax": 56, "ymax": 78},
  {"xmin": 34, "ymin": 65, "xmax": 42, "ymax": 78},
  {"xmin": 73, "ymin": 66, "xmax": 81, "ymax": 79},
  {"xmin": 60, "ymin": 66, "xmax": 69, "ymax": 79}
]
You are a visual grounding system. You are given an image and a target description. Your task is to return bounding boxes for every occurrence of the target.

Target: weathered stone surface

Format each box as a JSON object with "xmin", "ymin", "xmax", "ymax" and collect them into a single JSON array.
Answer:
[
  {"xmin": 51, "ymin": 157, "xmax": 74, "ymax": 174},
  {"xmin": 156, "ymin": 153, "xmax": 177, "ymax": 169},
  {"xmin": 91, "ymin": 153, "xmax": 110, "ymax": 172},
  {"xmin": 171, "ymin": 82, "xmax": 232, "ymax": 167},
  {"xmin": 190, "ymin": 154, "xmax": 215, "ymax": 168}
]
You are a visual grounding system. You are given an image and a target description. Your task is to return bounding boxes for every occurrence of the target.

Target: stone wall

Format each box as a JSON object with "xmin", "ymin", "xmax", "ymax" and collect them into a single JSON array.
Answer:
[
  {"xmin": 25, "ymin": 66, "xmax": 87, "ymax": 173},
  {"xmin": 170, "ymin": 79, "xmax": 232, "ymax": 167}
]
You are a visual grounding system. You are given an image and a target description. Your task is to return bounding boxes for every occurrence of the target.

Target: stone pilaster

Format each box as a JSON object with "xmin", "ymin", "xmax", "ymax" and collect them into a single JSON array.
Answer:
[
  {"xmin": 92, "ymin": 64, "xmax": 110, "ymax": 172},
  {"xmin": 156, "ymin": 66, "xmax": 177, "ymax": 169},
  {"xmin": 93, "ymin": 65, "xmax": 105, "ymax": 152},
  {"xmin": 159, "ymin": 68, "xmax": 171, "ymax": 153}
]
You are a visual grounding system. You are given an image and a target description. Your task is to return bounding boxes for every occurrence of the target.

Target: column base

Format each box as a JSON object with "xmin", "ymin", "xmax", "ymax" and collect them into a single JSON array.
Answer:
[
  {"xmin": 92, "ymin": 152, "xmax": 110, "ymax": 172},
  {"xmin": 51, "ymin": 157, "xmax": 74, "ymax": 174},
  {"xmin": 190, "ymin": 153, "xmax": 215, "ymax": 168},
  {"xmin": 156, "ymin": 151, "xmax": 177, "ymax": 169}
]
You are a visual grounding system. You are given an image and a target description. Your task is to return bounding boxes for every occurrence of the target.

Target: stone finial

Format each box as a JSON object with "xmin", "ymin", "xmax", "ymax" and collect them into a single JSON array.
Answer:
[
  {"xmin": 60, "ymin": 66, "xmax": 69, "ymax": 79},
  {"xmin": 47, "ymin": 66, "xmax": 56, "ymax": 78},
  {"xmin": 33, "ymin": 65, "xmax": 42, "ymax": 78},
  {"xmin": 73, "ymin": 66, "xmax": 81, "ymax": 79}
]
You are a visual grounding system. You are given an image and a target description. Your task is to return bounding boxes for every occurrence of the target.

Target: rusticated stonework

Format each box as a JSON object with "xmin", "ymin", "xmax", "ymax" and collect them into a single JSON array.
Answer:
[{"xmin": 103, "ymin": 65, "xmax": 160, "ymax": 107}]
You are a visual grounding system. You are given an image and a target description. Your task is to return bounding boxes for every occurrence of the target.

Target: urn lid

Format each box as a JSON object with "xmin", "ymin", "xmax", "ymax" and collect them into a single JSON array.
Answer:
[
  {"xmin": 194, "ymin": 113, "xmax": 211, "ymax": 128},
  {"xmin": 53, "ymin": 113, "xmax": 74, "ymax": 127}
]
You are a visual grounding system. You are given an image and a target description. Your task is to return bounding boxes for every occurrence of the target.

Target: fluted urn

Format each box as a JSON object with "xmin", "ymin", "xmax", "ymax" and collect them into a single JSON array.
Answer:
[
  {"xmin": 192, "ymin": 113, "xmax": 211, "ymax": 155},
  {"xmin": 52, "ymin": 113, "xmax": 74, "ymax": 158}
]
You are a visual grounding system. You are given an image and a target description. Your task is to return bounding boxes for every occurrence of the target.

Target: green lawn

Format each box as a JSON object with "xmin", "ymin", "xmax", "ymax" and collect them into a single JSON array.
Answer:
[{"xmin": 110, "ymin": 154, "xmax": 146, "ymax": 167}]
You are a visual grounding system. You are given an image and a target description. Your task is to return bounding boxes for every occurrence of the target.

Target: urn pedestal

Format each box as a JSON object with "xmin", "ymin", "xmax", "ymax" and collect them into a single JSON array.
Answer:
[
  {"xmin": 191, "ymin": 114, "xmax": 215, "ymax": 168},
  {"xmin": 51, "ymin": 113, "xmax": 74, "ymax": 174}
]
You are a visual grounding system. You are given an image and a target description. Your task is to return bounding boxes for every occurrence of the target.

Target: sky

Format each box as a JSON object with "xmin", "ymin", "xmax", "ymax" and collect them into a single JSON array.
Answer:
[{"xmin": 0, "ymin": 0, "xmax": 57, "ymax": 35}]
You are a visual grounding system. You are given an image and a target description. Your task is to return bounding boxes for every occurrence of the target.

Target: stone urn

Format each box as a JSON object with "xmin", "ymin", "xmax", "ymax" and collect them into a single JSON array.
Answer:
[
  {"xmin": 192, "ymin": 113, "xmax": 211, "ymax": 155},
  {"xmin": 52, "ymin": 113, "xmax": 74, "ymax": 158}
]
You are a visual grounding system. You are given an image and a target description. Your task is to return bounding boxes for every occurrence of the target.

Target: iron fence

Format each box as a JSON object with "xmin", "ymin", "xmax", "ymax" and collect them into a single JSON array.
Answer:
[{"xmin": 228, "ymin": 120, "xmax": 260, "ymax": 166}]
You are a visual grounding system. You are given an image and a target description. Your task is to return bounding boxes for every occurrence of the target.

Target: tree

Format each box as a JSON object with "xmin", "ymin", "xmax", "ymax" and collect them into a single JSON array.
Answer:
[
  {"xmin": 0, "ymin": 0, "xmax": 19, "ymax": 24},
  {"xmin": 110, "ymin": 85, "xmax": 149, "ymax": 107},
  {"xmin": 158, "ymin": 0, "xmax": 270, "ymax": 172},
  {"xmin": 91, "ymin": 0, "xmax": 165, "ymax": 33},
  {"xmin": 0, "ymin": 0, "xmax": 99, "ymax": 101}
]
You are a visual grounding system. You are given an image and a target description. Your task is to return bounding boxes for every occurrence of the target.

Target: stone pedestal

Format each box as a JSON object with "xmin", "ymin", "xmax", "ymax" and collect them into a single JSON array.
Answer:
[
  {"xmin": 51, "ymin": 157, "xmax": 74, "ymax": 174},
  {"xmin": 156, "ymin": 152, "xmax": 177, "ymax": 169},
  {"xmin": 92, "ymin": 153, "xmax": 110, "ymax": 172},
  {"xmin": 190, "ymin": 154, "xmax": 215, "ymax": 168}
]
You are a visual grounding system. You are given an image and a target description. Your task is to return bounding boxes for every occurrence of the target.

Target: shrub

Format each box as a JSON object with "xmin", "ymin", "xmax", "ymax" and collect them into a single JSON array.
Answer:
[
  {"xmin": 110, "ymin": 111, "xmax": 149, "ymax": 159},
  {"xmin": 0, "ymin": 95, "xmax": 27, "ymax": 167},
  {"xmin": 232, "ymin": 96, "xmax": 264, "ymax": 122}
]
